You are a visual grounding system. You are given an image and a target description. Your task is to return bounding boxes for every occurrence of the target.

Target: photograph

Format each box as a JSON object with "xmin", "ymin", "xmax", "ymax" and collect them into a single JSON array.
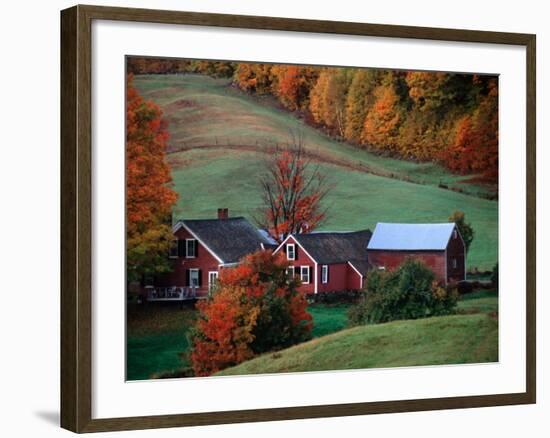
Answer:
[{"xmin": 125, "ymin": 56, "xmax": 499, "ymax": 380}]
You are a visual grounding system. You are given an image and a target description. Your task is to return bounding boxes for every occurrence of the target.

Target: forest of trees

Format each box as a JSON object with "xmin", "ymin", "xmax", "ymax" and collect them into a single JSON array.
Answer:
[{"xmin": 127, "ymin": 58, "xmax": 498, "ymax": 183}]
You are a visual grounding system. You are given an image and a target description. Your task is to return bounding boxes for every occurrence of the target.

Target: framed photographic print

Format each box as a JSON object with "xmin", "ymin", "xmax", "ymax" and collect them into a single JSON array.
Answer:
[{"xmin": 60, "ymin": 4, "xmax": 536, "ymax": 433}]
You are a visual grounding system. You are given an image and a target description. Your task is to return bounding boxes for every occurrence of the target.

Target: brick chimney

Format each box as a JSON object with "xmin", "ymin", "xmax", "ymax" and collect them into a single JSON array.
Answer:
[{"xmin": 217, "ymin": 208, "xmax": 229, "ymax": 219}]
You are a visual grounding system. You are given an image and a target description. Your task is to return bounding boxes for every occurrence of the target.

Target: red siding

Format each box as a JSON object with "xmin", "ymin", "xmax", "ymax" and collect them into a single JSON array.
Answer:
[
  {"xmin": 275, "ymin": 238, "xmax": 365, "ymax": 294},
  {"xmin": 274, "ymin": 236, "xmax": 316, "ymax": 294},
  {"xmin": 317, "ymin": 262, "xmax": 347, "ymax": 293},
  {"xmin": 346, "ymin": 263, "xmax": 363, "ymax": 290},
  {"xmin": 446, "ymin": 227, "xmax": 466, "ymax": 282},
  {"xmin": 368, "ymin": 250, "xmax": 447, "ymax": 283},
  {"xmin": 367, "ymin": 226, "xmax": 466, "ymax": 284},
  {"xmin": 156, "ymin": 226, "xmax": 221, "ymax": 295}
]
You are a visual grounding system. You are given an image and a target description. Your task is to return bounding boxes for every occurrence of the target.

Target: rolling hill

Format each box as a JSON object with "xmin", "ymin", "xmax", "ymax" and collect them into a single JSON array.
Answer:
[
  {"xmin": 134, "ymin": 74, "xmax": 498, "ymax": 270},
  {"xmin": 215, "ymin": 313, "xmax": 498, "ymax": 376}
]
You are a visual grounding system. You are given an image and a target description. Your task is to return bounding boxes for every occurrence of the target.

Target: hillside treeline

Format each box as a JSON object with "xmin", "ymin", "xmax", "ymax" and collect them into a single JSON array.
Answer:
[{"xmin": 127, "ymin": 58, "xmax": 498, "ymax": 182}]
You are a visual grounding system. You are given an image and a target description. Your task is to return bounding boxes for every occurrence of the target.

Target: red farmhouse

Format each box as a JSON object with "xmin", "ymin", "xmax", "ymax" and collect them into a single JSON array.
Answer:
[
  {"xmin": 273, "ymin": 230, "xmax": 372, "ymax": 295},
  {"xmin": 154, "ymin": 209, "xmax": 275, "ymax": 298},
  {"xmin": 366, "ymin": 223, "xmax": 466, "ymax": 285}
]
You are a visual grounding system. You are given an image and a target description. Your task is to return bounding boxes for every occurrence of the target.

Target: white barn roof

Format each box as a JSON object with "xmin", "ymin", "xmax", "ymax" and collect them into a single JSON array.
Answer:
[{"xmin": 367, "ymin": 223, "xmax": 456, "ymax": 251}]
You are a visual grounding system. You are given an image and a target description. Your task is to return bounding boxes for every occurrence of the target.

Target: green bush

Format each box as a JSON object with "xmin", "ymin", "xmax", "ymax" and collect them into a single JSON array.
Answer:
[{"xmin": 348, "ymin": 259, "xmax": 458, "ymax": 325}]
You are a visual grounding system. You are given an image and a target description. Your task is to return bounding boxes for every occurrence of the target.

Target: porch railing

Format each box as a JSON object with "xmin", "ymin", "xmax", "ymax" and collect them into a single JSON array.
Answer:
[{"xmin": 145, "ymin": 286, "xmax": 209, "ymax": 301}]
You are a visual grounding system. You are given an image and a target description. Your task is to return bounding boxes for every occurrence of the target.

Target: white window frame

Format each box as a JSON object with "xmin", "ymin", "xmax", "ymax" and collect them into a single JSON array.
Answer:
[
  {"xmin": 287, "ymin": 266, "xmax": 295, "ymax": 278},
  {"xmin": 321, "ymin": 265, "xmax": 329, "ymax": 284},
  {"xmin": 208, "ymin": 271, "xmax": 218, "ymax": 292},
  {"xmin": 189, "ymin": 268, "xmax": 200, "ymax": 287},
  {"xmin": 300, "ymin": 266, "xmax": 310, "ymax": 284},
  {"xmin": 286, "ymin": 243, "xmax": 296, "ymax": 260},
  {"xmin": 185, "ymin": 239, "xmax": 196, "ymax": 258},
  {"xmin": 453, "ymin": 258, "xmax": 458, "ymax": 269},
  {"xmin": 453, "ymin": 229, "xmax": 458, "ymax": 239}
]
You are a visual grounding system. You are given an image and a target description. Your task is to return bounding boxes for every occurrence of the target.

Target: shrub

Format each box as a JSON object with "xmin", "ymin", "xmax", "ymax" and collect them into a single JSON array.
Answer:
[
  {"xmin": 190, "ymin": 250, "xmax": 312, "ymax": 376},
  {"xmin": 348, "ymin": 258, "xmax": 458, "ymax": 326},
  {"xmin": 309, "ymin": 290, "xmax": 363, "ymax": 305}
]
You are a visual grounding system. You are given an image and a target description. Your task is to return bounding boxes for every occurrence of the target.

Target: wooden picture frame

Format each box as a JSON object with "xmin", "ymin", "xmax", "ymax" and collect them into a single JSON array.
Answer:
[{"xmin": 60, "ymin": 4, "xmax": 536, "ymax": 433}]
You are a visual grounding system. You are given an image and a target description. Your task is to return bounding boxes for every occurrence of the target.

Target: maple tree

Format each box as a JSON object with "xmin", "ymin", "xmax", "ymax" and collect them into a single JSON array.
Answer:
[
  {"xmin": 129, "ymin": 57, "xmax": 499, "ymax": 184},
  {"xmin": 256, "ymin": 134, "xmax": 331, "ymax": 243},
  {"xmin": 190, "ymin": 250, "xmax": 312, "ymax": 376},
  {"xmin": 309, "ymin": 68, "xmax": 353, "ymax": 137},
  {"xmin": 361, "ymin": 82, "xmax": 402, "ymax": 152},
  {"xmin": 126, "ymin": 74, "xmax": 178, "ymax": 282},
  {"xmin": 344, "ymin": 69, "xmax": 380, "ymax": 143},
  {"xmin": 440, "ymin": 78, "xmax": 498, "ymax": 182}
]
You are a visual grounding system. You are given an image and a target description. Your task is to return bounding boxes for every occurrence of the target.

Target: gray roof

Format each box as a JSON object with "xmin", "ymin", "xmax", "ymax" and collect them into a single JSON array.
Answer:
[
  {"xmin": 293, "ymin": 230, "xmax": 372, "ymax": 265},
  {"xmin": 178, "ymin": 217, "xmax": 273, "ymax": 264},
  {"xmin": 348, "ymin": 259, "xmax": 371, "ymax": 276},
  {"xmin": 367, "ymin": 223, "xmax": 456, "ymax": 251}
]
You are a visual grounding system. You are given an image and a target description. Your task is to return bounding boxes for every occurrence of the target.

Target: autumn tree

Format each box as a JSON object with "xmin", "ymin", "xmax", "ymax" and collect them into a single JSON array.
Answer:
[
  {"xmin": 448, "ymin": 210, "xmax": 474, "ymax": 253},
  {"xmin": 190, "ymin": 250, "xmax": 312, "ymax": 376},
  {"xmin": 361, "ymin": 80, "xmax": 403, "ymax": 152},
  {"xmin": 344, "ymin": 69, "xmax": 380, "ymax": 143},
  {"xmin": 126, "ymin": 74, "xmax": 178, "ymax": 283},
  {"xmin": 256, "ymin": 133, "xmax": 331, "ymax": 243},
  {"xmin": 270, "ymin": 65, "xmax": 319, "ymax": 111},
  {"xmin": 309, "ymin": 68, "xmax": 353, "ymax": 137}
]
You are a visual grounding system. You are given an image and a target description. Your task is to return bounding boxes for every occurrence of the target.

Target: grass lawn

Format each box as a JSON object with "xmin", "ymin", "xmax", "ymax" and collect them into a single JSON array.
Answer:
[
  {"xmin": 134, "ymin": 74, "xmax": 498, "ymax": 271},
  {"xmin": 216, "ymin": 313, "xmax": 498, "ymax": 376},
  {"xmin": 126, "ymin": 291, "xmax": 497, "ymax": 379},
  {"xmin": 126, "ymin": 303, "xmax": 196, "ymax": 380}
]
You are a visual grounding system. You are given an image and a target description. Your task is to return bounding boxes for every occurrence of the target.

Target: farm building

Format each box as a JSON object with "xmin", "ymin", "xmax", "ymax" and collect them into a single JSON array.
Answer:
[
  {"xmin": 366, "ymin": 223, "xmax": 466, "ymax": 285},
  {"xmin": 273, "ymin": 230, "xmax": 372, "ymax": 294},
  {"xmin": 152, "ymin": 209, "xmax": 276, "ymax": 300}
]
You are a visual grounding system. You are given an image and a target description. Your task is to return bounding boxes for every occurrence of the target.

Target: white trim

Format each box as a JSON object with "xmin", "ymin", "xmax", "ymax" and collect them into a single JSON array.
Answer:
[
  {"xmin": 173, "ymin": 221, "xmax": 224, "ymax": 264},
  {"xmin": 287, "ymin": 265, "xmax": 295, "ymax": 278},
  {"xmin": 300, "ymin": 266, "xmax": 311, "ymax": 284},
  {"xmin": 273, "ymin": 235, "xmax": 319, "ymax": 293},
  {"xmin": 273, "ymin": 235, "xmax": 318, "ymax": 263},
  {"xmin": 347, "ymin": 261, "xmax": 364, "ymax": 288},
  {"xmin": 286, "ymin": 243, "xmax": 296, "ymax": 260},
  {"xmin": 208, "ymin": 271, "xmax": 219, "ymax": 291},
  {"xmin": 185, "ymin": 238, "xmax": 196, "ymax": 259},
  {"xmin": 188, "ymin": 268, "xmax": 200, "ymax": 287},
  {"xmin": 321, "ymin": 265, "xmax": 329, "ymax": 284}
]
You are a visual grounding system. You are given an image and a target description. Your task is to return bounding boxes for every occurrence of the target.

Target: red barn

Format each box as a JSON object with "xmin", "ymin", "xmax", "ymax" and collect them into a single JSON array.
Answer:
[
  {"xmin": 153, "ymin": 209, "xmax": 275, "ymax": 299},
  {"xmin": 273, "ymin": 230, "xmax": 372, "ymax": 295},
  {"xmin": 366, "ymin": 223, "xmax": 466, "ymax": 285}
]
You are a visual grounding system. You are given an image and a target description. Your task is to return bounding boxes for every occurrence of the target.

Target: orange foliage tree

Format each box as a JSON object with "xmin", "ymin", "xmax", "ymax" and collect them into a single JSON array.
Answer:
[
  {"xmin": 361, "ymin": 83, "xmax": 402, "ymax": 152},
  {"xmin": 270, "ymin": 65, "xmax": 319, "ymax": 111},
  {"xmin": 441, "ymin": 79, "xmax": 498, "ymax": 182},
  {"xmin": 256, "ymin": 134, "xmax": 331, "ymax": 243},
  {"xmin": 126, "ymin": 74, "xmax": 178, "ymax": 282},
  {"xmin": 190, "ymin": 250, "xmax": 312, "ymax": 376}
]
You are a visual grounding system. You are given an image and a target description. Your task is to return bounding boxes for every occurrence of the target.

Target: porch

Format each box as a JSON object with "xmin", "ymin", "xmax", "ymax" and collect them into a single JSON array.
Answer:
[{"xmin": 145, "ymin": 286, "xmax": 210, "ymax": 302}]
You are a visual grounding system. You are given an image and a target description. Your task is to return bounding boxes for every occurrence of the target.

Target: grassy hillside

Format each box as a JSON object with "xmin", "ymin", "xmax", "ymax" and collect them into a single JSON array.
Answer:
[
  {"xmin": 134, "ymin": 74, "xmax": 498, "ymax": 270},
  {"xmin": 216, "ymin": 313, "xmax": 498, "ymax": 376}
]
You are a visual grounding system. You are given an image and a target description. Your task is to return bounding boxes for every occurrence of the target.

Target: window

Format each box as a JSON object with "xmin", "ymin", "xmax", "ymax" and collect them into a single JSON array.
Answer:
[
  {"xmin": 186, "ymin": 239, "xmax": 196, "ymax": 258},
  {"xmin": 208, "ymin": 271, "xmax": 219, "ymax": 292},
  {"xmin": 453, "ymin": 229, "xmax": 458, "ymax": 239},
  {"xmin": 452, "ymin": 258, "xmax": 458, "ymax": 269},
  {"xmin": 189, "ymin": 269, "xmax": 200, "ymax": 288},
  {"xmin": 286, "ymin": 243, "xmax": 296, "ymax": 260},
  {"xmin": 321, "ymin": 265, "xmax": 329, "ymax": 284},
  {"xmin": 300, "ymin": 266, "xmax": 310, "ymax": 284},
  {"xmin": 287, "ymin": 266, "xmax": 295, "ymax": 278},
  {"xmin": 169, "ymin": 239, "xmax": 178, "ymax": 258}
]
